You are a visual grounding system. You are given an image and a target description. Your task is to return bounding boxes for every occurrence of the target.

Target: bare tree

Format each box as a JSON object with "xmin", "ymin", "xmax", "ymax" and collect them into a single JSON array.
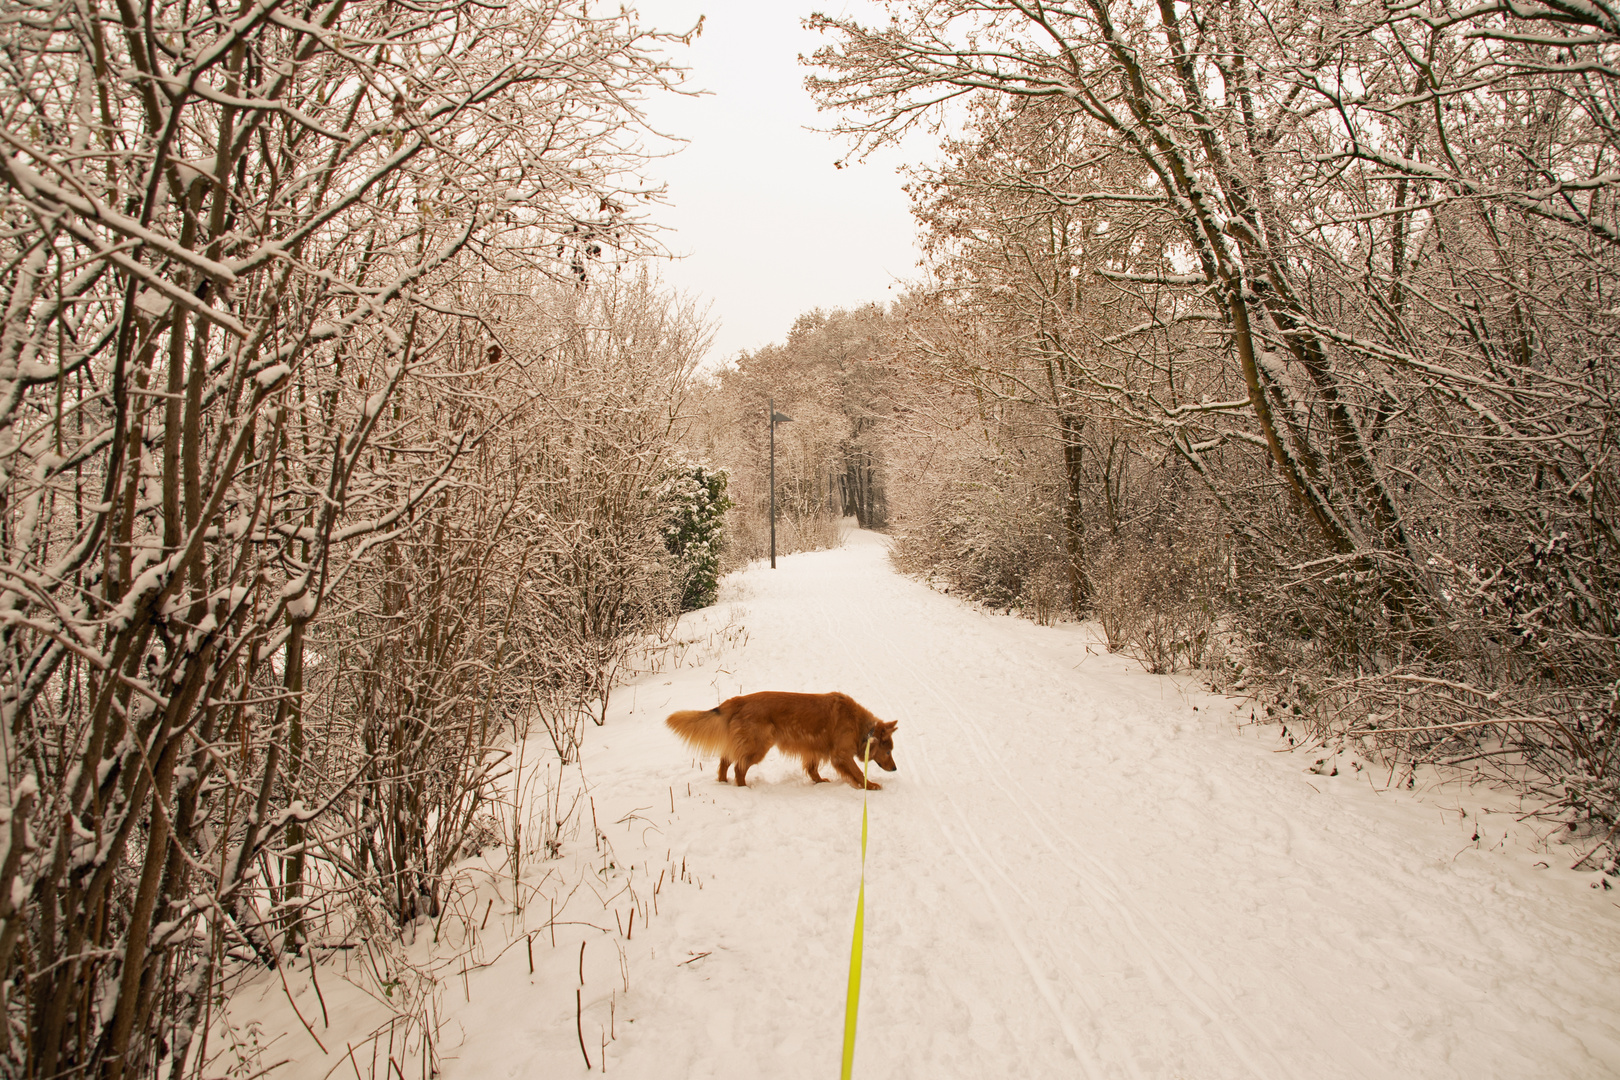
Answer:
[
  {"xmin": 902, "ymin": 94, "xmax": 1233, "ymax": 613},
  {"xmin": 0, "ymin": 0, "xmax": 687, "ymax": 1073},
  {"xmin": 810, "ymin": 0, "xmax": 1620, "ymax": 837}
]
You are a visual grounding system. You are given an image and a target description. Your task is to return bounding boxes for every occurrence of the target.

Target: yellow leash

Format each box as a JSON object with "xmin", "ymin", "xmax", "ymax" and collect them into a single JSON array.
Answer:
[{"xmin": 839, "ymin": 737, "xmax": 872, "ymax": 1079}]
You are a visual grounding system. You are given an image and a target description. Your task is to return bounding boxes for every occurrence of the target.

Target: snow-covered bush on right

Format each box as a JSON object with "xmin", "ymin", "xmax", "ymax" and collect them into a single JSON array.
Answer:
[
  {"xmin": 1089, "ymin": 534, "xmax": 1222, "ymax": 674},
  {"xmin": 888, "ymin": 463, "xmax": 1072, "ymax": 617}
]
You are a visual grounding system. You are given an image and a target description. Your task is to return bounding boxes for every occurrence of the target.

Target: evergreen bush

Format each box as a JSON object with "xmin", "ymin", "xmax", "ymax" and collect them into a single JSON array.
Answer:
[{"xmin": 665, "ymin": 462, "xmax": 733, "ymax": 611}]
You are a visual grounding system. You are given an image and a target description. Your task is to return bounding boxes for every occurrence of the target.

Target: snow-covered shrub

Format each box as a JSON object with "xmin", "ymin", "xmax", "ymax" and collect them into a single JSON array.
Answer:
[
  {"xmin": 890, "ymin": 465, "xmax": 1073, "ymax": 616},
  {"xmin": 0, "ymin": 0, "xmax": 685, "ymax": 1065},
  {"xmin": 1087, "ymin": 544, "xmax": 1142, "ymax": 653},
  {"xmin": 297, "ymin": 276, "xmax": 706, "ymax": 937},
  {"xmin": 1089, "ymin": 534, "xmax": 1223, "ymax": 672},
  {"xmin": 664, "ymin": 462, "xmax": 733, "ymax": 610},
  {"xmin": 1025, "ymin": 561, "xmax": 1071, "ymax": 626}
]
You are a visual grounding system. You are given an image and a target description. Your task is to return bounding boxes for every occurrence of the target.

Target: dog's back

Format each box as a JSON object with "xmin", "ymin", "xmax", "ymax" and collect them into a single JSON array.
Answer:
[{"xmin": 722, "ymin": 690, "xmax": 862, "ymax": 758}]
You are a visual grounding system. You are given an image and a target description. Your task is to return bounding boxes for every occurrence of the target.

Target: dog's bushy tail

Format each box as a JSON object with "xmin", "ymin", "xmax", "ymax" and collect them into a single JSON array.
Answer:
[{"xmin": 665, "ymin": 708, "xmax": 730, "ymax": 756}]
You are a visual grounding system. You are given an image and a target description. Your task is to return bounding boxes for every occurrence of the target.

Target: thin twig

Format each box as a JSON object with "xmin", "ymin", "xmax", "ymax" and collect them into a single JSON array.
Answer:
[
  {"xmin": 576, "ymin": 989, "xmax": 592, "ymax": 1070},
  {"xmin": 274, "ymin": 948, "xmax": 328, "ymax": 1054},
  {"xmin": 309, "ymin": 948, "xmax": 331, "ymax": 1028}
]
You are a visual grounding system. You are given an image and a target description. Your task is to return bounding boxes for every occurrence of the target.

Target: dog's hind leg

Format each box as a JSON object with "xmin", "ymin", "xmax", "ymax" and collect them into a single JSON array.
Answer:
[
  {"xmin": 803, "ymin": 757, "xmax": 830, "ymax": 783},
  {"xmin": 732, "ymin": 751, "xmax": 767, "ymax": 787},
  {"xmin": 730, "ymin": 739, "xmax": 769, "ymax": 787},
  {"xmin": 716, "ymin": 758, "xmax": 731, "ymax": 784}
]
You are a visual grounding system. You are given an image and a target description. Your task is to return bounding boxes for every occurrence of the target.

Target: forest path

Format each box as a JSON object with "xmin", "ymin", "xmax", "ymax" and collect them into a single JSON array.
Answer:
[{"xmin": 448, "ymin": 530, "xmax": 1620, "ymax": 1079}]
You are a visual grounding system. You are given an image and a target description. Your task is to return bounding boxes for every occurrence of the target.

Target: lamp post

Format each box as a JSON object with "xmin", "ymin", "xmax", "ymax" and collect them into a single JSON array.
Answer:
[{"xmin": 769, "ymin": 398, "xmax": 793, "ymax": 568}]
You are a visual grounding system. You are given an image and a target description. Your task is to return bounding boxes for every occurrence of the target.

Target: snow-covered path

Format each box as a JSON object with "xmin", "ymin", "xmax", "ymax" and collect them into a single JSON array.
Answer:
[{"xmin": 442, "ymin": 531, "xmax": 1620, "ymax": 1078}]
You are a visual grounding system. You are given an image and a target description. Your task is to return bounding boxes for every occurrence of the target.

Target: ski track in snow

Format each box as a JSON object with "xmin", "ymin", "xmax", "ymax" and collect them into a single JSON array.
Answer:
[{"xmin": 237, "ymin": 530, "xmax": 1620, "ymax": 1080}]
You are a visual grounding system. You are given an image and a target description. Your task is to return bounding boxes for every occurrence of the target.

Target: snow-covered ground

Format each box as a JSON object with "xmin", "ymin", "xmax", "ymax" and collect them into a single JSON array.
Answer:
[{"xmin": 223, "ymin": 529, "xmax": 1620, "ymax": 1079}]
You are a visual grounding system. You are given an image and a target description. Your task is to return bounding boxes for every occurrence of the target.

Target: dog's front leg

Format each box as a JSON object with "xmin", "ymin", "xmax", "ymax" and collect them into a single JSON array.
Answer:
[
  {"xmin": 834, "ymin": 757, "xmax": 881, "ymax": 790},
  {"xmin": 717, "ymin": 758, "xmax": 731, "ymax": 784}
]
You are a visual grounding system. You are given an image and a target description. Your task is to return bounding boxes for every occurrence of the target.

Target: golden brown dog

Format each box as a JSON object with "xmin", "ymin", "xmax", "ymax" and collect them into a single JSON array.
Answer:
[{"xmin": 665, "ymin": 691, "xmax": 898, "ymax": 789}]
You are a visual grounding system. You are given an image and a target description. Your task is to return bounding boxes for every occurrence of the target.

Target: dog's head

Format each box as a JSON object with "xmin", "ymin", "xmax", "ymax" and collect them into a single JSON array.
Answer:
[{"xmin": 865, "ymin": 720, "xmax": 899, "ymax": 773}]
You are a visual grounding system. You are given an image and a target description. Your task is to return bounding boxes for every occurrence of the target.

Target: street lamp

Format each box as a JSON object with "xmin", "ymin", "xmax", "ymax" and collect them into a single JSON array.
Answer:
[{"xmin": 769, "ymin": 398, "xmax": 793, "ymax": 568}]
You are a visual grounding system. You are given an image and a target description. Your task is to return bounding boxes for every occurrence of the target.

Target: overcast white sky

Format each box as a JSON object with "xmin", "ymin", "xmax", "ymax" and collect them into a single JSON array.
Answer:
[{"xmin": 630, "ymin": 1, "xmax": 931, "ymax": 367}]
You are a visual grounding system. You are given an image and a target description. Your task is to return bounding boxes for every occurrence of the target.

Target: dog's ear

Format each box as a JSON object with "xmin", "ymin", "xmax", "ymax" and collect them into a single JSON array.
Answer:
[{"xmin": 880, "ymin": 720, "xmax": 898, "ymax": 733}]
